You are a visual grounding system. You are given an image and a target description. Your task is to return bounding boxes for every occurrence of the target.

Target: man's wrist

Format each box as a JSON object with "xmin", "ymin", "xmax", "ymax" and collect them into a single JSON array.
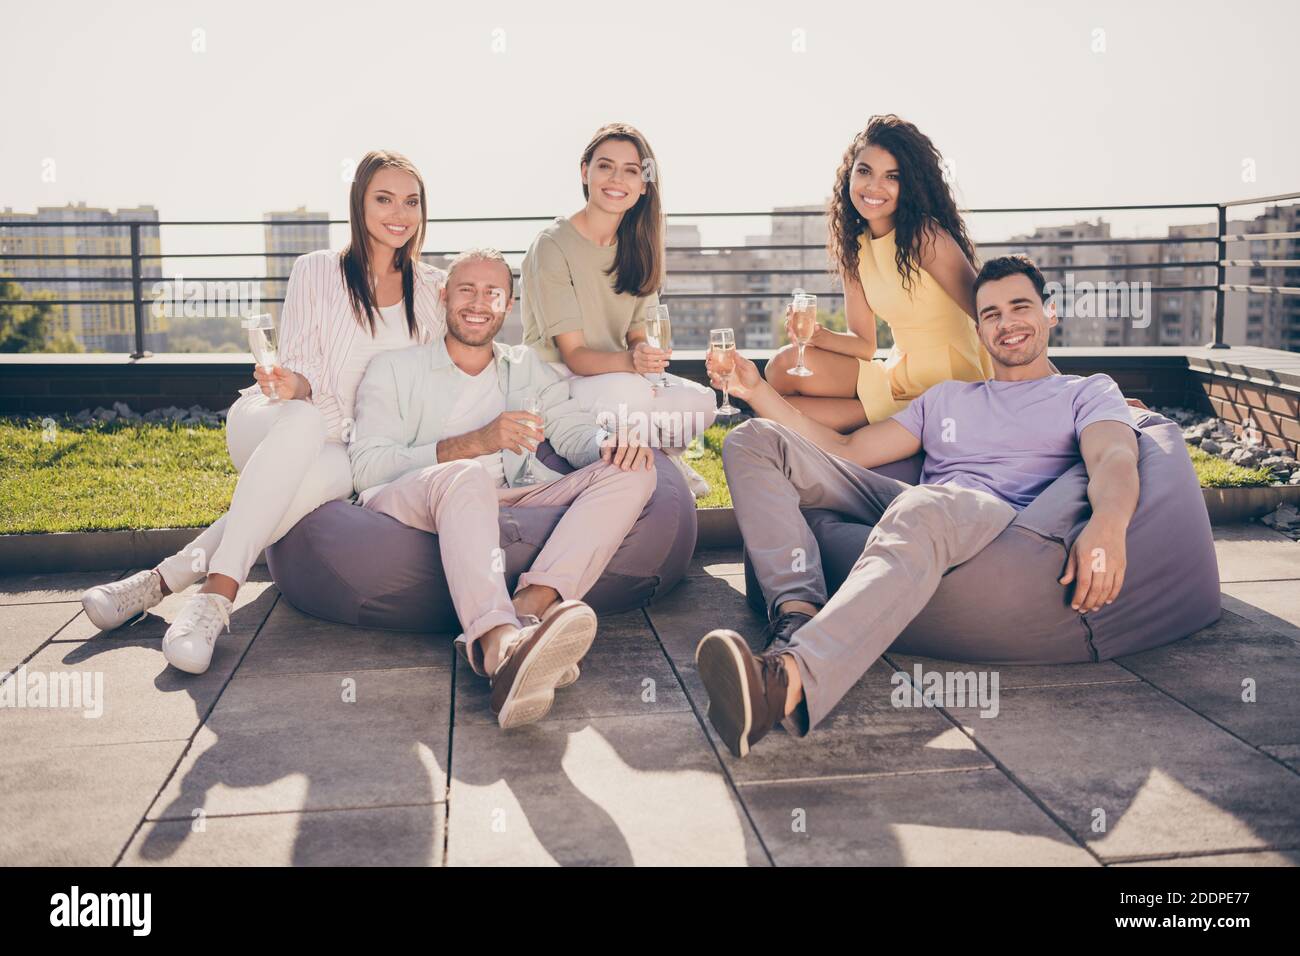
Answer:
[{"xmin": 1087, "ymin": 510, "xmax": 1130, "ymax": 533}]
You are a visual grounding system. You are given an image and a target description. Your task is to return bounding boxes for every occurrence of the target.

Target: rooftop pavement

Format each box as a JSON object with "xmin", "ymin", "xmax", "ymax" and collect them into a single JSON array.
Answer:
[{"xmin": 2, "ymin": 523, "xmax": 1298, "ymax": 867}]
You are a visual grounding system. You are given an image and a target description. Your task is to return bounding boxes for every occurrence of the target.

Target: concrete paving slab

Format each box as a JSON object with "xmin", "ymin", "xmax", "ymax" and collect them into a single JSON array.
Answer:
[
  {"xmin": 0, "ymin": 740, "xmax": 188, "ymax": 865},
  {"xmin": 447, "ymin": 712, "xmax": 767, "ymax": 866},
  {"xmin": 886, "ymin": 652, "xmax": 1138, "ymax": 690},
  {"xmin": 687, "ymin": 549, "xmax": 745, "ymax": 578},
  {"xmin": 648, "ymin": 572, "xmax": 989, "ymax": 783},
  {"xmin": 0, "ymin": 602, "xmax": 84, "ymax": 670},
  {"xmin": 741, "ymin": 768, "xmax": 1096, "ymax": 866},
  {"xmin": 0, "ymin": 587, "xmax": 274, "ymax": 746},
  {"xmin": 1262, "ymin": 744, "xmax": 1300, "ymax": 773},
  {"xmin": 1117, "ymin": 609, "xmax": 1300, "ymax": 748},
  {"xmin": 1117, "ymin": 849, "xmax": 1299, "ymax": 866},
  {"xmin": 1212, "ymin": 524, "xmax": 1300, "ymax": 583},
  {"xmin": 238, "ymin": 598, "xmax": 453, "ymax": 676},
  {"xmin": 0, "ymin": 569, "xmax": 127, "ymax": 605},
  {"xmin": 123, "ymin": 804, "xmax": 445, "ymax": 866},
  {"xmin": 147, "ymin": 667, "xmax": 450, "ymax": 822},
  {"xmin": 943, "ymin": 681, "xmax": 1300, "ymax": 862},
  {"xmin": 1221, "ymin": 584, "xmax": 1300, "ymax": 642},
  {"xmin": 454, "ymin": 610, "xmax": 691, "ymax": 725}
]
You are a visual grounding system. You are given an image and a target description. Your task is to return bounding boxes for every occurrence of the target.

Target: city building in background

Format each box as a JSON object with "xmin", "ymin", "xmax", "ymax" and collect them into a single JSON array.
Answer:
[
  {"xmin": 263, "ymin": 208, "xmax": 329, "ymax": 324},
  {"xmin": 664, "ymin": 207, "xmax": 831, "ymax": 350},
  {"xmin": 0, "ymin": 203, "xmax": 166, "ymax": 351},
  {"xmin": 2, "ymin": 201, "xmax": 1296, "ymax": 353},
  {"xmin": 1002, "ymin": 204, "xmax": 1299, "ymax": 350}
]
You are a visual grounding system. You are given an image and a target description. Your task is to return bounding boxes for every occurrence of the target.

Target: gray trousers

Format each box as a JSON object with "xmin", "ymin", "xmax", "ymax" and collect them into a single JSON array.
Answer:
[{"xmin": 722, "ymin": 419, "xmax": 1018, "ymax": 734}]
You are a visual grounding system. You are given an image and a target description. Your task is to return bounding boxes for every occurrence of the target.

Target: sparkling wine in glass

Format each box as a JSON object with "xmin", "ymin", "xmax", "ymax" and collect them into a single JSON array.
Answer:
[
  {"xmin": 515, "ymin": 391, "xmax": 544, "ymax": 486},
  {"xmin": 787, "ymin": 290, "xmax": 817, "ymax": 377},
  {"xmin": 242, "ymin": 313, "xmax": 281, "ymax": 402},
  {"xmin": 645, "ymin": 304, "xmax": 672, "ymax": 389},
  {"xmin": 710, "ymin": 327, "xmax": 740, "ymax": 416}
]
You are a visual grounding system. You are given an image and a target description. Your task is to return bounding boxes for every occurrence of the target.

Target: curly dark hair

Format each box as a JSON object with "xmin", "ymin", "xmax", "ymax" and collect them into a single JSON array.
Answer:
[{"xmin": 827, "ymin": 115, "xmax": 976, "ymax": 294}]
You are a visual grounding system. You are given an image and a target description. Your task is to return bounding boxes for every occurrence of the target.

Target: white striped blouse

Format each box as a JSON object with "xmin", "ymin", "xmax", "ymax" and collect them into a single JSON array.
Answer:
[{"xmin": 242, "ymin": 249, "xmax": 447, "ymax": 440}]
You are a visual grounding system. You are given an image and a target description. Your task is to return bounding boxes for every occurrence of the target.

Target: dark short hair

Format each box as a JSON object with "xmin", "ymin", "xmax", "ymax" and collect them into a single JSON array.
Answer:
[{"xmin": 973, "ymin": 255, "xmax": 1047, "ymax": 303}]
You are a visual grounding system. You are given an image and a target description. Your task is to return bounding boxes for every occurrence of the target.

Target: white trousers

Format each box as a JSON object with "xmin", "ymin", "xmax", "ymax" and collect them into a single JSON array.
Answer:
[
  {"xmin": 554, "ymin": 367, "xmax": 718, "ymax": 449},
  {"xmin": 156, "ymin": 392, "xmax": 353, "ymax": 590}
]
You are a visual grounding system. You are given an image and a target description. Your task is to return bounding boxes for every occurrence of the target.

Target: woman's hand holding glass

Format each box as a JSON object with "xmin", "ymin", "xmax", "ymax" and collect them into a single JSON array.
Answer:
[
  {"xmin": 631, "ymin": 339, "xmax": 670, "ymax": 375},
  {"xmin": 253, "ymin": 366, "xmax": 308, "ymax": 401}
]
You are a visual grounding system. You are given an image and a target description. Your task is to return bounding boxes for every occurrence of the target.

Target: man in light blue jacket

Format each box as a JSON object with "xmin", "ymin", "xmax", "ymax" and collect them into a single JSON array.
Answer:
[{"xmin": 350, "ymin": 248, "xmax": 656, "ymax": 730}]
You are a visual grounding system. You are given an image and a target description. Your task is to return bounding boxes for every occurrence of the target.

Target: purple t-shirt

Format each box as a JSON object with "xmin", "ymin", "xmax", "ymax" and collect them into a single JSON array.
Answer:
[{"xmin": 890, "ymin": 373, "xmax": 1138, "ymax": 510}]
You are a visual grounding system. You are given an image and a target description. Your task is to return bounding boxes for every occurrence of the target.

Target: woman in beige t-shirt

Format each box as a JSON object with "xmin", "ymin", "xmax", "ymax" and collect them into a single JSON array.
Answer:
[{"xmin": 521, "ymin": 123, "xmax": 717, "ymax": 496}]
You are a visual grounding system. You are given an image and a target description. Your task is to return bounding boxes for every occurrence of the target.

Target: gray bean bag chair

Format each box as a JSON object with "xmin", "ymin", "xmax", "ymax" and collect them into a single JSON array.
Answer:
[
  {"xmin": 744, "ymin": 408, "xmax": 1221, "ymax": 662},
  {"xmin": 267, "ymin": 443, "xmax": 695, "ymax": 631}
]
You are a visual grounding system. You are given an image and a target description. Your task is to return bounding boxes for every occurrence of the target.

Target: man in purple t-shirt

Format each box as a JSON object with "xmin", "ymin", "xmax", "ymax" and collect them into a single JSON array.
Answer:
[{"xmin": 696, "ymin": 255, "xmax": 1142, "ymax": 758}]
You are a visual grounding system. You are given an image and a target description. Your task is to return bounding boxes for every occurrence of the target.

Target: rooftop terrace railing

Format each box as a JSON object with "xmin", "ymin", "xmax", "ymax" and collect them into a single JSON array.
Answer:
[{"xmin": 1, "ymin": 192, "xmax": 1297, "ymax": 358}]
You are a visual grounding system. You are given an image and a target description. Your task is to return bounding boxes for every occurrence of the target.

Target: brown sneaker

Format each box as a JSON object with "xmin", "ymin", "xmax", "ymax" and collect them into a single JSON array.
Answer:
[
  {"xmin": 694, "ymin": 629, "xmax": 791, "ymax": 758},
  {"xmin": 490, "ymin": 600, "xmax": 597, "ymax": 730},
  {"xmin": 456, "ymin": 607, "xmax": 582, "ymax": 687}
]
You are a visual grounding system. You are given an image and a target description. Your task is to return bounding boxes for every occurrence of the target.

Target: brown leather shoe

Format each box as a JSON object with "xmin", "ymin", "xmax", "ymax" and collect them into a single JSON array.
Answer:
[
  {"xmin": 695, "ymin": 629, "xmax": 791, "ymax": 758},
  {"xmin": 456, "ymin": 607, "xmax": 582, "ymax": 688},
  {"xmin": 490, "ymin": 600, "xmax": 597, "ymax": 729}
]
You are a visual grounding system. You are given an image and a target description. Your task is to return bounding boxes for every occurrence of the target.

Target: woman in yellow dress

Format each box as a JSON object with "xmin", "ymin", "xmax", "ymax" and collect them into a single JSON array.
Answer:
[{"xmin": 764, "ymin": 115, "xmax": 993, "ymax": 429}]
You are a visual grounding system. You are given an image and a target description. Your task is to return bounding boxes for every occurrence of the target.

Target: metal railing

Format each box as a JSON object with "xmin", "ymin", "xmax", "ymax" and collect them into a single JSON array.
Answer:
[{"xmin": 1, "ymin": 192, "xmax": 1297, "ymax": 358}]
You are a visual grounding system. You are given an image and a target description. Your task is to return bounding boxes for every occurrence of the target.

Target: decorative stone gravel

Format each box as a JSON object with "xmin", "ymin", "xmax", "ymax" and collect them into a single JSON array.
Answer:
[{"xmin": 1166, "ymin": 405, "xmax": 1297, "ymax": 487}]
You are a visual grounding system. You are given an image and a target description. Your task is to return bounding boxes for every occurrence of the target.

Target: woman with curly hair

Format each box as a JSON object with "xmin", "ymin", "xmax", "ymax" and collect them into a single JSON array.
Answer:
[{"xmin": 764, "ymin": 115, "xmax": 994, "ymax": 430}]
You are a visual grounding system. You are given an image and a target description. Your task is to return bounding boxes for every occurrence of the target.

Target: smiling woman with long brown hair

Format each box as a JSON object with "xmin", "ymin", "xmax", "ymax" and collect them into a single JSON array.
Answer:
[
  {"xmin": 763, "ymin": 115, "xmax": 994, "ymax": 431},
  {"xmin": 80, "ymin": 149, "xmax": 446, "ymax": 674},
  {"xmin": 520, "ymin": 122, "xmax": 718, "ymax": 496}
]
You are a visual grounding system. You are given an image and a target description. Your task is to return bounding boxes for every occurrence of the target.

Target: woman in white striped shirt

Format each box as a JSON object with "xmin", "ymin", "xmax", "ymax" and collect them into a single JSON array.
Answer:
[{"xmin": 81, "ymin": 150, "xmax": 446, "ymax": 673}]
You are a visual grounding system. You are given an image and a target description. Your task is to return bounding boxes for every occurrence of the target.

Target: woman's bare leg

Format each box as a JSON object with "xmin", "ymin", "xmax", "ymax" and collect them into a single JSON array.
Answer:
[
  {"xmin": 762, "ymin": 345, "xmax": 868, "ymax": 431},
  {"xmin": 782, "ymin": 396, "xmax": 869, "ymax": 433}
]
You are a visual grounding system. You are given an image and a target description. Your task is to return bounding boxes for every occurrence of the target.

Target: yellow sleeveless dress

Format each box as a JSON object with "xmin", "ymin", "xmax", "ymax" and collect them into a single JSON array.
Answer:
[{"xmin": 854, "ymin": 229, "xmax": 994, "ymax": 422}]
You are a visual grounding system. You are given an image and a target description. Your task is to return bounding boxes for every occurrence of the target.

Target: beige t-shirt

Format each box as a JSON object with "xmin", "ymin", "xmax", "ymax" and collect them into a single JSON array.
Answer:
[{"xmin": 520, "ymin": 216, "xmax": 656, "ymax": 364}]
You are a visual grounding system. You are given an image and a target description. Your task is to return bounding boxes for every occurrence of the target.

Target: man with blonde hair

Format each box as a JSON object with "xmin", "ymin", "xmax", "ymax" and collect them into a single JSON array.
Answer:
[{"xmin": 351, "ymin": 248, "xmax": 657, "ymax": 729}]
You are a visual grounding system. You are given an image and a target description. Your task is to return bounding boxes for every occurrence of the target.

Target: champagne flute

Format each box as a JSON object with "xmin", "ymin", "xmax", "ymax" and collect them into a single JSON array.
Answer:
[
  {"xmin": 242, "ymin": 313, "xmax": 281, "ymax": 402},
  {"xmin": 515, "ymin": 390, "xmax": 544, "ymax": 486},
  {"xmin": 644, "ymin": 304, "xmax": 673, "ymax": 389},
  {"xmin": 787, "ymin": 289, "xmax": 817, "ymax": 377},
  {"xmin": 710, "ymin": 327, "xmax": 740, "ymax": 416}
]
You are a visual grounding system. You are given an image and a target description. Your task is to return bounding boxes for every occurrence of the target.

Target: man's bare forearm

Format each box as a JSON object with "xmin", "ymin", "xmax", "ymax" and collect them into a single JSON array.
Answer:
[
  {"xmin": 435, "ymin": 429, "xmax": 487, "ymax": 463},
  {"xmin": 1085, "ymin": 450, "xmax": 1139, "ymax": 529},
  {"xmin": 744, "ymin": 381, "xmax": 851, "ymax": 457}
]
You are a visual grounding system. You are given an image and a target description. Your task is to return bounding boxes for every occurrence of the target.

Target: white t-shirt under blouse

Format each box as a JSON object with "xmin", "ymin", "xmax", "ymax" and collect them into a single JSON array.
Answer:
[{"xmin": 335, "ymin": 302, "xmax": 419, "ymax": 439}]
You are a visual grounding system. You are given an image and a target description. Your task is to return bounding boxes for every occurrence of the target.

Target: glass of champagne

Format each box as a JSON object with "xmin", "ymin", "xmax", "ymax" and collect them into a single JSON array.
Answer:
[
  {"xmin": 709, "ymin": 327, "xmax": 740, "ymax": 416},
  {"xmin": 644, "ymin": 304, "xmax": 672, "ymax": 389},
  {"xmin": 242, "ymin": 313, "xmax": 281, "ymax": 402},
  {"xmin": 515, "ymin": 390, "xmax": 544, "ymax": 486},
  {"xmin": 787, "ymin": 289, "xmax": 817, "ymax": 377}
]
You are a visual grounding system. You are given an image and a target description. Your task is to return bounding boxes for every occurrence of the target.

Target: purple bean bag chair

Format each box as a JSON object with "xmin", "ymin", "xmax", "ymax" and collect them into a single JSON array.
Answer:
[
  {"xmin": 743, "ymin": 408, "xmax": 1221, "ymax": 661},
  {"xmin": 267, "ymin": 444, "xmax": 695, "ymax": 631}
]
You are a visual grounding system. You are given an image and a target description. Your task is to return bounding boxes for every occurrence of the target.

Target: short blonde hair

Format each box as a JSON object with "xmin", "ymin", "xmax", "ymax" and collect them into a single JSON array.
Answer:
[{"xmin": 446, "ymin": 247, "xmax": 513, "ymax": 300}]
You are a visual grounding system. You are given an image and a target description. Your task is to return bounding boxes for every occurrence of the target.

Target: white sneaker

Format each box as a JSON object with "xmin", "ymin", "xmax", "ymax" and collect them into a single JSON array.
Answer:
[
  {"xmin": 81, "ymin": 570, "xmax": 164, "ymax": 632},
  {"xmin": 162, "ymin": 593, "xmax": 233, "ymax": 675},
  {"xmin": 669, "ymin": 452, "xmax": 711, "ymax": 498}
]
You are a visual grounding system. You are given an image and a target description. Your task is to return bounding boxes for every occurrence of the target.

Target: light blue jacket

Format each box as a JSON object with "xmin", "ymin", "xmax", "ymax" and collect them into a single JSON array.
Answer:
[{"xmin": 349, "ymin": 336, "xmax": 606, "ymax": 495}]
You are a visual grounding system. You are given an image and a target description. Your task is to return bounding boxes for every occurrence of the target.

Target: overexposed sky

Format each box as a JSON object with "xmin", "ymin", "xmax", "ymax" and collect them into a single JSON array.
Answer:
[{"xmin": 3, "ymin": 0, "xmax": 1295, "ymax": 256}]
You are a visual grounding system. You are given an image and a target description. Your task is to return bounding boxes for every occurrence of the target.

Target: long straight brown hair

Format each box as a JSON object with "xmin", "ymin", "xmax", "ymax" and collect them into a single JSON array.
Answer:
[
  {"xmin": 580, "ymin": 123, "xmax": 664, "ymax": 297},
  {"xmin": 339, "ymin": 149, "xmax": 427, "ymax": 336}
]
